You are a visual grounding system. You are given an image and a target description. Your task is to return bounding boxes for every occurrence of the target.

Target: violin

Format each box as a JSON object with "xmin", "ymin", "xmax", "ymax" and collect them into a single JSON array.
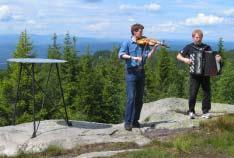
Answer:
[{"xmin": 136, "ymin": 36, "xmax": 169, "ymax": 48}]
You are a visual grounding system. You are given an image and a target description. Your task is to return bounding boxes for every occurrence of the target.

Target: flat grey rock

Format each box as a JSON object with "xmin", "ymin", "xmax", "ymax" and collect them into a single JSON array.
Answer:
[
  {"xmin": 0, "ymin": 98, "xmax": 233, "ymax": 156},
  {"xmin": 0, "ymin": 120, "xmax": 149, "ymax": 156}
]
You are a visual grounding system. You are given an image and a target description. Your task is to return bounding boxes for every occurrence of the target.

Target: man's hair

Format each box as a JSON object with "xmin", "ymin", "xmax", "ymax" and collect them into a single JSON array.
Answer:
[
  {"xmin": 131, "ymin": 23, "xmax": 144, "ymax": 35},
  {"xmin": 192, "ymin": 29, "xmax": 203, "ymax": 38}
]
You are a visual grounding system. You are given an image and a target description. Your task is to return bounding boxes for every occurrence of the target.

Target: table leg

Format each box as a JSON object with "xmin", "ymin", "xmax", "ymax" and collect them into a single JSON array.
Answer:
[
  {"xmin": 55, "ymin": 63, "xmax": 72, "ymax": 126},
  {"xmin": 31, "ymin": 63, "xmax": 36, "ymax": 138}
]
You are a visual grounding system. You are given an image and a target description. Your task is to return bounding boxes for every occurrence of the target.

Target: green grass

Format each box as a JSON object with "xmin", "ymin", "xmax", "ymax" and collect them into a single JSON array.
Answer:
[
  {"xmin": 111, "ymin": 114, "xmax": 234, "ymax": 158},
  {"xmin": 0, "ymin": 142, "xmax": 138, "ymax": 158}
]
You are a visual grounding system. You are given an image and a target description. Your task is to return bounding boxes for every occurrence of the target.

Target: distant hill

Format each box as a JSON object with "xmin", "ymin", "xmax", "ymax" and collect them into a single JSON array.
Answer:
[{"xmin": 0, "ymin": 34, "xmax": 233, "ymax": 69}]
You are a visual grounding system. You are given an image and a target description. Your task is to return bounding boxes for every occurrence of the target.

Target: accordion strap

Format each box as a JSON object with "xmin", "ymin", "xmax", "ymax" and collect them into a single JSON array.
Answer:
[{"xmin": 191, "ymin": 45, "xmax": 208, "ymax": 52}]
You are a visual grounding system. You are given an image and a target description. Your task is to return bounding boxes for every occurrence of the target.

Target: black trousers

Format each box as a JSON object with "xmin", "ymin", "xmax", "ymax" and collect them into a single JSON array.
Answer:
[{"xmin": 189, "ymin": 74, "xmax": 211, "ymax": 114}]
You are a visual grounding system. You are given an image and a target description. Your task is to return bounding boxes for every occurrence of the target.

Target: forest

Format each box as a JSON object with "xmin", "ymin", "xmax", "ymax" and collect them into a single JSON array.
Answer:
[{"xmin": 0, "ymin": 30, "xmax": 233, "ymax": 126}]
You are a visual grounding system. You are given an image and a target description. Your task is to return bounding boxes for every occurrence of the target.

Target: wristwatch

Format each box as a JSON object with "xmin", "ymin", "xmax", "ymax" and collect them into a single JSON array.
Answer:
[{"xmin": 129, "ymin": 56, "xmax": 132, "ymax": 60}]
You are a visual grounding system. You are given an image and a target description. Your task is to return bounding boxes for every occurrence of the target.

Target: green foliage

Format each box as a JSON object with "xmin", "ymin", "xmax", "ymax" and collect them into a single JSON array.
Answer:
[
  {"xmin": 61, "ymin": 32, "xmax": 79, "ymax": 111},
  {"xmin": 0, "ymin": 30, "xmax": 38, "ymax": 126},
  {"xmin": 0, "ymin": 32, "xmax": 234, "ymax": 127},
  {"xmin": 74, "ymin": 54, "xmax": 104, "ymax": 121},
  {"xmin": 96, "ymin": 48, "xmax": 125, "ymax": 123},
  {"xmin": 112, "ymin": 114, "xmax": 234, "ymax": 158},
  {"xmin": 48, "ymin": 33, "xmax": 62, "ymax": 59},
  {"xmin": 156, "ymin": 48, "xmax": 173, "ymax": 93},
  {"xmin": 215, "ymin": 62, "xmax": 234, "ymax": 104},
  {"xmin": 218, "ymin": 37, "xmax": 225, "ymax": 59},
  {"xmin": 144, "ymin": 51, "xmax": 158, "ymax": 102},
  {"xmin": 144, "ymin": 48, "xmax": 186, "ymax": 102}
]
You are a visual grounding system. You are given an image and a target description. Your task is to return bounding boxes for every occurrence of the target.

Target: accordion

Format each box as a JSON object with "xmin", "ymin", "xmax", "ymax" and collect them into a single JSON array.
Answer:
[{"xmin": 189, "ymin": 48, "xmax": 221, "ymax": 76}]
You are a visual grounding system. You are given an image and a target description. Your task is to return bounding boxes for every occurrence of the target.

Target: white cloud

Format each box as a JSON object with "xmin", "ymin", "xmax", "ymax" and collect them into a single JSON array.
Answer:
[
  {"xmin": 120, "ymin": 3, "xmax": 160, "ymax": 12},
  {"xmin": 120, "ymin": 4, "xmax": 137, "ymax": 10},
  {"xmin": 184, "ymin": 13, "xmax": 224, "ymax": 26},
  {"xmin": 128, "ymin": 17, "xmax": 135, "ymax": 22},
  {"xmin": 224, "ymin": 9, "xmax": 234, "ymax": 16},
  {"xmin": 87, "ymin": 22, "xmax": 110, "ymax": 32},
  {"xmin": 27, "ymin": 19, "xmax": 36, "ymax": 24},
  {"xmin": 0, "ymin": 5, "xmax": 12, "ymax": 21},
  {"xmin": 79, "ymin": 4, "xmax": 99, "ymax": 9},
  {"xmin": 144, "ymin": 3, "xmax": 160, "ymax": 11},
  {"xmin": 83, "ymin": 0, "xmax": 102, "ymax": 3},
  {"xmin": 0, "ymin": 5, "xmax": 25, "ymax": 22},
  {"xmin": 150, "ymin": 22, "xmax": 179, "ymax": 33},
  {"xmin": 12, "ymin": 15, "xmax": 24, "ymax": 21}
]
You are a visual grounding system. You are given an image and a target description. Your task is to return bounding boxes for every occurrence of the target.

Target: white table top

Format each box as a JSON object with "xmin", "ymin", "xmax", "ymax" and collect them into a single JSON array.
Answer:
[{"xmin": 7, "ymin": 58, "xmax": 67, "ymax": 64}]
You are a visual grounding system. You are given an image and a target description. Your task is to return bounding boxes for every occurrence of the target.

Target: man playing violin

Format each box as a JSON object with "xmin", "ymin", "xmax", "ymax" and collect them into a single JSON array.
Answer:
[{"xmin": 118, "ymin": 23, "xmax": 159, "ymax": 131}]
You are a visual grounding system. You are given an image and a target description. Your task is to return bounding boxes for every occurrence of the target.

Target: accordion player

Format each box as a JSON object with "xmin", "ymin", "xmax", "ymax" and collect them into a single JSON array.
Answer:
[{"xmin": 189, "ymin": 46, "xmax": 221, "ymax": 76}]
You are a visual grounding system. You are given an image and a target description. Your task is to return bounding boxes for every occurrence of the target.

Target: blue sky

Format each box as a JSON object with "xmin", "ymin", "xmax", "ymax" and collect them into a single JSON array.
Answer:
[{"xmin": 0, "ymin": 0, "xmax": 234, "ymax": 41}]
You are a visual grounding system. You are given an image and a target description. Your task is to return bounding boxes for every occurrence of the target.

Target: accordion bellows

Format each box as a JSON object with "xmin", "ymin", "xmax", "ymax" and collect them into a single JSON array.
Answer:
[{"xmin": 189, "ymin": 48, "xmax": 221, "ymax": 76}]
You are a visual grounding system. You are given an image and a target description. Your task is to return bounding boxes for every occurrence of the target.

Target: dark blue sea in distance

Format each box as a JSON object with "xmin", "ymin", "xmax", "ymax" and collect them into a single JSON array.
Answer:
[{"xmin": 0, "ymin": 34, "xmax": 233, "ymax": 69}]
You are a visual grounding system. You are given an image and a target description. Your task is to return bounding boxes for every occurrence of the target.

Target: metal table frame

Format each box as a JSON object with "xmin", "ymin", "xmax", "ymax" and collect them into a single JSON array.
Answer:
[{"xmin": 7, "ymin": 58, "xmax": 72, "ymax": 138}]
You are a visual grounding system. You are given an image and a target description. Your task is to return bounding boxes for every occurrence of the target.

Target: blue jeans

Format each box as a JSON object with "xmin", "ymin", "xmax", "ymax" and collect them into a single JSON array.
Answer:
[{"xmin": 125, "ymin": 71, "xmax": 145, "ymax": 125}]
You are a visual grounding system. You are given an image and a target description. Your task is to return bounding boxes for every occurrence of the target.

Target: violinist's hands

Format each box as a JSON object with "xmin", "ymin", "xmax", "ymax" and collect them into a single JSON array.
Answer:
[{"xmin": 132, "ymin": 56, "xmax": 142, "ymax": 63}]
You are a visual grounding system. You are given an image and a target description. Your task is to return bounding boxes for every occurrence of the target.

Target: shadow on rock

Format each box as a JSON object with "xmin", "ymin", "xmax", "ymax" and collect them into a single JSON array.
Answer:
[
  {"xmin": 141, "ymin": 120, "xmax": 176, "ymax": 128},
  {"xmin": 56, "ymin": 120, "xmax": 112, "ymax": 129}
]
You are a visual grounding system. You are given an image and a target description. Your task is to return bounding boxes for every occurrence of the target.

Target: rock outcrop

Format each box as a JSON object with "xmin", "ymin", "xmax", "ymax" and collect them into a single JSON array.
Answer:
[{"xmin": 0, "ymin": 98, "xmax": 233, "ymax": 157}]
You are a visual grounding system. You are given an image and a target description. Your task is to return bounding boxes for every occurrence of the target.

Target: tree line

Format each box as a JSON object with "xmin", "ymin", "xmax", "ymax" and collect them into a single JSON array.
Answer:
[{"xmin": 0, "ymin": 31, "xmax": 233, "ymax": 126}]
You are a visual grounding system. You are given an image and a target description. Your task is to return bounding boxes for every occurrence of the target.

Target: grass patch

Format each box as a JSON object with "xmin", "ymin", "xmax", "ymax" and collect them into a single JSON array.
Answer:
[
  {"xmin": 0, "ymin": 142, "xmax": 138, "ymax": 158},
  {"xmin": 144, "ymin": 116, "xmax": 150, "ymax": 122},
  {"xmin": 111, "ymin": 114, "xmax": 234, "ymax": 158},
  {"xmin": 114, "ymin": 147, "xmax": 177, "ymax": 158}
]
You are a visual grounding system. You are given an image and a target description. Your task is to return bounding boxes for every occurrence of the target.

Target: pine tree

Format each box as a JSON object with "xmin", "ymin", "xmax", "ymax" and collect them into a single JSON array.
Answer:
[
  {"xmin": 2, "ymin": 30, "xmax": 37, "ymax": 124},
  {"xmin": 37, "ymin": 33, "xmax": 64, "ymax": 120},
  {"xmin": 48, "ymin": 33, "xmax": 62, "ymax": 59},
  {"xmin": 98, "ymin": 48, "xmax": 125, "ymax": 123},
  {"xmin": 61, "ymin": 32, "xmax": 79, "ymax": 115},
  {"xmin": 155, "ymin": 47, "xmax": 174, "ymax": 98},
  {"xmin": 216, "ymin": 62, "xmax": 234, "ymax": 104},
  {"xmin": 0, "ymin": 70, "xmax": 12, "ymax": 126},
  {"xmin": 211, "ymin": 38, "xmax": 225, "ymax": 102},
  {"xmin": 167, "ymin": 63, "xmax": 186, "ymax": 98},
  {"xmin": 144, "ymin": 50, "xmax": 158, "ymax": 102},
  {"xmin": 74, "ymin": 47, "xmax": 125, "ymax": 123},
  {"xmin": 218, "ymin": 37, "xmax": 225, "ymax": 60},
  {"xmin": 74, "ymin": 54, "xmax": 104, "ymax": 121}
]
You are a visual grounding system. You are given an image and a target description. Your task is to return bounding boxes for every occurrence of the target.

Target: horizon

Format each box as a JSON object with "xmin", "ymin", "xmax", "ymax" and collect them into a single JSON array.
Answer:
[{"xmin": 0, "ymin": 33, "xmax": 234, "ymax": 43}]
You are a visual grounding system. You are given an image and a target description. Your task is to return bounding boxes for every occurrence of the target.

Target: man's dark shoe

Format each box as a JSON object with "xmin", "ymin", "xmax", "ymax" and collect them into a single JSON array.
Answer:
[
  {"xmin": 124, "ymin": 124, "xmax": 132, "ymax": 131},
  {"xmin": 132, "ymin": 121, "xmax": 141, "ymax": 128}
]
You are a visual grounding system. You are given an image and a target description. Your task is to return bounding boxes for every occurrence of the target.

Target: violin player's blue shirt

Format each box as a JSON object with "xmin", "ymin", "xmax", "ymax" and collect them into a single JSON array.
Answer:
[{"xmin": 118, "ymin": 36, "xmax": 150, "ymax": 68}]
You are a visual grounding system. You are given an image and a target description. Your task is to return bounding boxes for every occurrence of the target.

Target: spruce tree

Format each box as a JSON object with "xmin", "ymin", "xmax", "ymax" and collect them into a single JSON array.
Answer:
[
  {"xmin": 144, "ymin": 49, "xmax": 158, "ymax": 102},
  {"xmin": 48, "ymin": 33, "xmax": 62, "ymax": 59},
  {"xmin": 98, "ymin": 48, "xmax": 125, "ymax": 123},
  {"xmin": 74, "ymin": 54, "xmax": 104, "ymax": 122},
  {"xmin": 216, "ymin": 62, "xmax": 234, "ymax": 104},
  {"xmin": 2, "ymin": 30, "xmax": 37, "ymax": 124},
  {"xmin": 155, "ymin": 47, "xmax": 173, "ymax": 98},
  {"xmin": 217, "ymin": 37, "xmax": 225, "ymax": 60},
  {"xmin": 39, "ymin": 33, "xmax": 63, "ymax": 120},
  {"xmin": 61, "ymin": 32, "xmax": 79, "ymax": 115}
]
